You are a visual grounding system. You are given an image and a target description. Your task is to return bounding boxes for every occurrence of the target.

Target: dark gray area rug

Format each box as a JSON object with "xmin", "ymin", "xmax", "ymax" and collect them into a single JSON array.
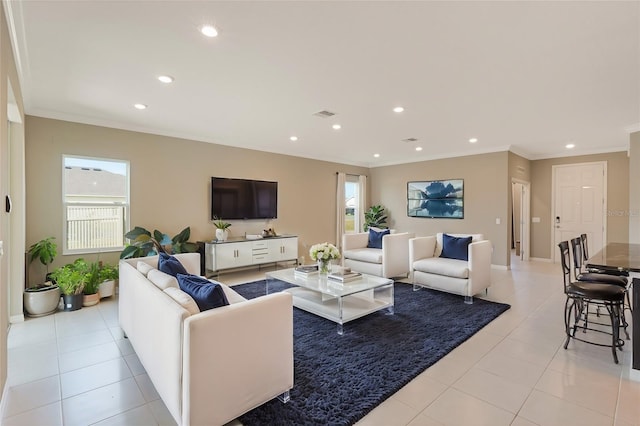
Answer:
[{"xmin": 234, "ymin": 280, "xmax": 510, "ymax": 426}]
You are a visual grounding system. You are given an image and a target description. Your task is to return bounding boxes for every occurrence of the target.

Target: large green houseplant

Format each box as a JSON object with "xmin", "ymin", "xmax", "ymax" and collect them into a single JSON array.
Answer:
[
  {"xmin": 24, "ymin": 237, "xmax": 61, "ymax": 317},
  {"xmin": 27, "ymin": 236, "xmax": 57, "ymax": 285},
  {"xmin": 364, "ymin": 205, "xmax": 388, "ymax": 231},
  {"xmin": 120, "ymin": 226, "xmax": 198, "ymax": 259}
]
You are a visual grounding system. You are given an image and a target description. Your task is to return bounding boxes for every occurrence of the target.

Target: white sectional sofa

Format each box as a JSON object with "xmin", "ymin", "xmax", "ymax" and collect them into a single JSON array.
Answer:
[
  {"xmin": 409, "ymin": 233, "xmax": 492, "ymax": 304},
  {"xmin": 119, "ymin": 253, "xmax": 293, "ymax": 426}
]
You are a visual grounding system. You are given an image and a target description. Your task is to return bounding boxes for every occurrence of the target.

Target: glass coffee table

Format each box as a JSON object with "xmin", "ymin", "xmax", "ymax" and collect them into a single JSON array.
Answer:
[{"xmin": 266, "ymin": 268, "xmax": 394, "ymax": 335}]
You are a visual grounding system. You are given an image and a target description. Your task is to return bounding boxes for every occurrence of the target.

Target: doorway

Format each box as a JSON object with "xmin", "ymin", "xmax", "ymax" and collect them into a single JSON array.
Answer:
[
  {"xmin": 511, "ymin": 179, "xmax": 530, "ymax": 263},
  {"xmin": 551, "ymin": 162, "xmax": 606, "ymax": 263}
]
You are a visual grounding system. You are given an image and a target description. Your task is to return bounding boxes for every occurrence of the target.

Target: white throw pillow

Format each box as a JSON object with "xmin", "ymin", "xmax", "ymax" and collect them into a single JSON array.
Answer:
[
  {"xmin": 148, "ymin": 269, "xmax": 179, "ymax": 290},
  {"xmin": 163, "ymin": 287, "xmax": 200, "ymax": 315},
  {"xmin": 136, "ymin": 261, "xmax": 155, "ymax": 277}
]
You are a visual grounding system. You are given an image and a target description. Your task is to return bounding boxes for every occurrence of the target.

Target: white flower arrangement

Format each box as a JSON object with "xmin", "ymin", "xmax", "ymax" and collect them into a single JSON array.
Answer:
[{"xmin": 309, "ymin": 242, "xmax": 341, "ymax": 261}]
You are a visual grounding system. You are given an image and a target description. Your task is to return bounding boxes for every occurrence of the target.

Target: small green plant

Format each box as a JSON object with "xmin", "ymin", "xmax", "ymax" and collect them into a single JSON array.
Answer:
[
  {"xmin": 27, "ymin": 237, "xmax": 58, "ymax": 282},
  {"xmin": 364, "ymin": 205, "xmax": 388, "ymax": 231},
  {"xmin": 98, "ymin": 263, "xmax": 119, "ymax": 282},
  {"xmin": 51, "ymin": 264, "xmax": 85, "ymax": 296},
  {"xmin": 82, "ymin": 261, "xmax": 101, "ymax": 295},
  {"xmin": 212, "ymin": 217, "xmax": 232, "ymax": 230}
]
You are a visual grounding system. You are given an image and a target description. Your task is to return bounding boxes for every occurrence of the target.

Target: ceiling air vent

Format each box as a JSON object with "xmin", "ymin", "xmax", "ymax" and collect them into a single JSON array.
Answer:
[
  {"xmin": 402, "ymin": 138, "xmax": 419, "ymax": 143},
  {"xmin": 313, "ymin": 110, "xmax": 336, "ymax": 118}
]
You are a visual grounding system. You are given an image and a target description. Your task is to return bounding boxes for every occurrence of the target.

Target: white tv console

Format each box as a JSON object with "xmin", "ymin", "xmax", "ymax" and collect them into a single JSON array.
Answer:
[{"xmin": 204, "ymin": 235, "xmax": 298, "ymax": 276}]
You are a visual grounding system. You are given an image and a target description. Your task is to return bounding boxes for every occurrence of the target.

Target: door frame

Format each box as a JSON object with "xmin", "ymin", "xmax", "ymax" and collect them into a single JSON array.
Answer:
[
  {"xmin": 512, "ymin": 179, "xmax": 531, "ymax": 262},
  {"xmin": 550, "ymin": 161, "xmax": 607, "ymax": 263}
]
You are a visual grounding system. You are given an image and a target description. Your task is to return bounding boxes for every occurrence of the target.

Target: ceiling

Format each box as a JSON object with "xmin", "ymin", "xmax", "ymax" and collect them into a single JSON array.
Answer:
[{"xmin": 6, "ymin": 1, "xmax": 640, "ymax": 167}]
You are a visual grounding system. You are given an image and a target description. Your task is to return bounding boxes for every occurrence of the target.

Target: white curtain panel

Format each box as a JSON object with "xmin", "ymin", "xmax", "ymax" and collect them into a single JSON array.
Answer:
[
  {"xmin": 358, "ymin": 175, "xmax": 367, "ymax": 232},
  {"xmin": 336, "ymin": 172, "xmax": 346, "ymax": 250}
]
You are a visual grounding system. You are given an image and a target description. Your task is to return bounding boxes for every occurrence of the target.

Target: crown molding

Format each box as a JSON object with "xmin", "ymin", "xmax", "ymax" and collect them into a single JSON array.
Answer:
[
  {"xmin": 526, "ymin": 146, "xmax": 628, "ymax": 161},
  {"xmin": 3, "ymin": 0, "xmax": 28, "ymax": 96},
  {"xmin": 626, "ymin": 123, "xmax": 640, "ymax": 134}
]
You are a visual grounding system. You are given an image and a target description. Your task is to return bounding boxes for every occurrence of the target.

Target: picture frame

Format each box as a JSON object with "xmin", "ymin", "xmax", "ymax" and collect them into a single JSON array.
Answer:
[{"xmin": 407, "ymin": 179, "xmax": 464, "ymax": 219}]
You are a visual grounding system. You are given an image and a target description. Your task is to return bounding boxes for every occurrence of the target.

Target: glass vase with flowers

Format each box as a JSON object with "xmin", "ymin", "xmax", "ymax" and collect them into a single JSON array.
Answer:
[{"xmin": 309, "ymin": 242, "xmax": 341, "ymax": 275}]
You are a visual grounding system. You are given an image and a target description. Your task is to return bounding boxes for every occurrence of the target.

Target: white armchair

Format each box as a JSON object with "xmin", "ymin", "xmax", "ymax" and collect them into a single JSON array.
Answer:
[
  {"xmin": 409, "ymin": 233, "xmax": 492, "ymax": 304},
  {"xmin": 342, "ymin": 231, "xmax": 414, "ymax": 278}
]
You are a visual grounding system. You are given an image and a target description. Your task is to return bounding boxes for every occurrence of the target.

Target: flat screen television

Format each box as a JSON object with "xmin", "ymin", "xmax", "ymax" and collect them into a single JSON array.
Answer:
[{"xmin": 210, "ymin": 177, "xmax": 278, "ymax": 220}]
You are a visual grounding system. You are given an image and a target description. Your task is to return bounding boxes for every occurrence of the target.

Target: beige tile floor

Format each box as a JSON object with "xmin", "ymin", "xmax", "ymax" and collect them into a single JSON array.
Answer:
[{"xmin": 2, "ymin": 255, "xmax": 638, "ymax": 425}]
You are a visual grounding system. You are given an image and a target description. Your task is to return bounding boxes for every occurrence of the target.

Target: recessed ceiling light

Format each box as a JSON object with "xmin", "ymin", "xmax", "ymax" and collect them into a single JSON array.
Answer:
[
  {"xmin": 566, "ymin": 143, "xmax": 575, "ymax": 149},
  {"xmin": 158, "ymin": 75, "xmax": 174, "ymax": 83},
  {"xmin": 469, "ymin": 138, "xmax": 478, "ymax": 143},
  {"xmin": 290, "ymin": 136, "xmax": 298, "ymax": 142},
  {"xmin": 332, "ymin": 124, "xmax": 341, "ymax": 130},
  {"xmin": 373, "ymin": 153, "xmax": 380, "ymax": 158},
  {"xmin": 415, "ymin": 146, "xmax": 423, "ymax": 152},
  {"xmin": 134, "ymin": 103, "xmax": 147, "ymax": 110},
  {"xmin": 393, "ymin": 106, "xmax": 404, "ymax": 113},
  {"xmin": 200, "ymin": 25, "xmax": 218, "ymax": 37}
]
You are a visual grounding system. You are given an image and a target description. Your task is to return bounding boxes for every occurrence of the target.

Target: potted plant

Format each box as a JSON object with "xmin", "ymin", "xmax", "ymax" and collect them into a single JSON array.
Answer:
[
  {"xmin": 24, "ymin": 237, "xmax": 61, "ymax": 317},
  {"xmin": 213, "ymin": 217, "xmax": 231, "ymax": 242},
  {"xmin": 51, "ymin": 263, "xmax": 85, "ymax": 311},
  {"xmin": 120, "ymin": 226, "xmax": 198, "ymax": 259},
  {"xmin": 79, "ymin": 260, "xmax": 101, "ymax": 307},
  {"xmin": 170, "ymin": 227, "xmax": 199, "ymax": 253},
  {"xmin": 364, "ymin": 205, "xmax": 388, "ymax": 231},
  {"xmin": 98, "ymin": 262, "xmax": 118, "ymax": 298}
]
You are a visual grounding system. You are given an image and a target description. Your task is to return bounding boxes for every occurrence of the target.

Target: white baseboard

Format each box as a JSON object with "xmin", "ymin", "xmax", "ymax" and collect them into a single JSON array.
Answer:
[
  {"xmin": 491, "ymin": 264, "xmax": 508, "ymax": 270},
  {"xmin": 628, "ymin": 366, "xmax": 640, "ymax": 383},
  {"xmin": 10, "ymin": 314, "xmax": 24, "ymax": 324},
  {"xmin": 0, "ymin": 378, "xmax": 9, "ymax": 420},
  {"xmin": 530, "ymin": 257, "xmax": 552, "ymax": 262}
]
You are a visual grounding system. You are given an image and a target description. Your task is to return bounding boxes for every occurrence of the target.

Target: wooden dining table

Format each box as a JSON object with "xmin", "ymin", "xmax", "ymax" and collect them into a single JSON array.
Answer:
[{"xmin": 586, "ymin": 242, "xmax": 640, "ymax": 370}]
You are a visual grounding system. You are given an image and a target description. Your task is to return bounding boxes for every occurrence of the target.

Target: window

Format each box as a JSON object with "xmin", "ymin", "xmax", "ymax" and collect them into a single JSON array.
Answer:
[
  {"xmin": 345, "ymin": 176, "xmax": 360, "ymax": 233},
  {"xmin": 62, "ymin": 155, "xmax": 129, "ymax": 254}
]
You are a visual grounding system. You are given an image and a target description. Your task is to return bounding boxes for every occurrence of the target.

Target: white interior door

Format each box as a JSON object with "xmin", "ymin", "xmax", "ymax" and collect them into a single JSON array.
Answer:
[{"xmin": 552, "ymin": 162, "xmax": 606, "ymax": 262}]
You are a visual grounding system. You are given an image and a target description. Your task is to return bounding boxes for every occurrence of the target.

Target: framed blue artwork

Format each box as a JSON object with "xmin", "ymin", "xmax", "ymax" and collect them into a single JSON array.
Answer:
[{"xmin": 407, "ymin": 179, "xmax": 464, "ymax": 219}]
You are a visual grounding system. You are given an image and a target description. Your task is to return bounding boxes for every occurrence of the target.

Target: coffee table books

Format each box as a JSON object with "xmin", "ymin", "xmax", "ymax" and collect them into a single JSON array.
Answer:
[
  {"xmin": 328, "ymin": 270, "xmax": 362, "ymax": 283},
  {"xmin": 294, "ymin": 264, "xmax": 319, "ymax": 278}
]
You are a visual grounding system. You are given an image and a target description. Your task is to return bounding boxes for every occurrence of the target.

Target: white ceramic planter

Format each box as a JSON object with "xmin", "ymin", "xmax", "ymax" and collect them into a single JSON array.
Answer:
[
  {"xmin": 99, "ymin": 280, "xmax": 116, "ymax": 298},
  {"xmin": 24, "ymin": 285, "xmax": 61, "ymax": 317},
  {"xmin": 215, "ymin": 228, "xmax": 229, "ymax": 242}
]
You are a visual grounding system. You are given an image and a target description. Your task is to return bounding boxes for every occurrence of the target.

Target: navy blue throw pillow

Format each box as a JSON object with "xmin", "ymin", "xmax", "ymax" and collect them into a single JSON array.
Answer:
[
  {"xmin": 158, "ymin": 252, "xmax": 187, "ymax": 277},
  {"xmin": 177, "ymin": 274, "xmax": 229, "ymax": 311},
  {"xmin": 367, "ymin": 228, "xmax": 390, "ymax": 249},
  {"xmin": 440, "ymin": 234, "xmax": 472, "ymax": 261}
]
